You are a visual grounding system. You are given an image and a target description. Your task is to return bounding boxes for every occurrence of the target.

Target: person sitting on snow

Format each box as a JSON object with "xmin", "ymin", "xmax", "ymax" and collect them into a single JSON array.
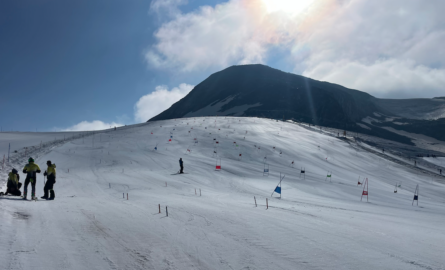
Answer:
[{"xmin": 4, "ymin": 168, "xmax": 22, "ymax": 196}]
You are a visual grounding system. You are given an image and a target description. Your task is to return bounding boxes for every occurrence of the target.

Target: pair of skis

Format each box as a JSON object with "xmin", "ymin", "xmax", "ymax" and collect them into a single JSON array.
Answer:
[
  {"xmin": 21, "ymin": 196, "xmax": 38, "ymax": 201},
  {"xmin": 171, "ymin": 171, "xmax": 188, "ymax": 175},
  {"xmin": 0, "ymin": 192, "xmax": 37, "ymax": 201}
]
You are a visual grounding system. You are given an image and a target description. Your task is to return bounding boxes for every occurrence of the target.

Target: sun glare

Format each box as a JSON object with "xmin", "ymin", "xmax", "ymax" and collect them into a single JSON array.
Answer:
[{"xmin": 262, "ymin": 0, "xmax": 314, "ymax": 14}]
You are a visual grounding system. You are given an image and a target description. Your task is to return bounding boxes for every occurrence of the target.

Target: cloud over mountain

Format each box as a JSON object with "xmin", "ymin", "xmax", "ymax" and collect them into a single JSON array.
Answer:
[{"xmin": 146, "ymin": 0, "xmax": 445, "ymax": 98}]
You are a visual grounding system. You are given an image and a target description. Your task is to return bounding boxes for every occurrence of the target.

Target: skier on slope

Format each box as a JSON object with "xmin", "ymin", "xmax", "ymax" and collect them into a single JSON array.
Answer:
[
  {"xmin": 179, "ymin": 158, "xmax": 184, "ymax": 174},
  {"xmin": 22, "ymin": 157, "xmax": 41, "ymax": 200},
  {"xmin": 4, "ymin": 168, "xmax": 22, "ymax": 196},
  {"xmin": 42, "ymin": 160, "xmax": 56, "ymax": 200}
]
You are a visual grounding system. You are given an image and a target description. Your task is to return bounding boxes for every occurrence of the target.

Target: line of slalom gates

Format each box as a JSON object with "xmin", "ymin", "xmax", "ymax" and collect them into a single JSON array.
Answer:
[
  {"xmin": 158, "ymin": 118, "xmax": 426, "ymax": 205},
  {"xmin": 144, "ymin": 117, "xmax": 423, "ymax": 208},
  {"xmin": 17, "ymin": 117, "xmax": 423, "ymax": 207}
]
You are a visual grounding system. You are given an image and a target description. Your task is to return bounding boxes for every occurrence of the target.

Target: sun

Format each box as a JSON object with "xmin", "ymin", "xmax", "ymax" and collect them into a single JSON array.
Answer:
[{"xmin": 262, "ymin": 0, "xmax": 314, "ymax": 14}]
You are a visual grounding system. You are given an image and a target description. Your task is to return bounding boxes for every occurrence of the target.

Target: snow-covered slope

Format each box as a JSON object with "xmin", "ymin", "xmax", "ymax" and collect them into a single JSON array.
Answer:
[
  {"xmin": 0, "ymin": 131, "xmax": 89, "ymax": 157},
  {"xmin": 375, "ymin": 98, "xmax": 445, "ymax": 120},
  {"xmin": 1, "ymin": 117, "xmax": 445, "ymax": 270}
]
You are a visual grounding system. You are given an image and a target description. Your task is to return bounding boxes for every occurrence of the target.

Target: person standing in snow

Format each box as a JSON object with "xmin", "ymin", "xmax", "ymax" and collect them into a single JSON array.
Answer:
[
  {"xmin": 22, "ymin": 157, "xmax": 41, "ymax": 200},
  {"xmin": 42, "ymin": 160, "xmax": 56, "ymax": 200},
  {"xmin": 179, "ymin": 158, "xmax": 184, "ymax": 174},
  {"xmin": 4, "ymin": 168, "xmax": 22, "ymax": 196}
]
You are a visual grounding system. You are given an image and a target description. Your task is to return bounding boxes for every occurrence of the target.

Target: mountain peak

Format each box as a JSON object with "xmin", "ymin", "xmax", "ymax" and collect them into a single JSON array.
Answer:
[{"xmin": 149, "ymin": 65, "xmax": 445, "ymax": 144}]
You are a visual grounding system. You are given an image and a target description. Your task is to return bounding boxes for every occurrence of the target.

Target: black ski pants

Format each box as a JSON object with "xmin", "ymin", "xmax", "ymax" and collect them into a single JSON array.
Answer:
[
  {"xmin": 6, "ymin": 182, "xmax": 22, "ymax": 196},
  {"xmin": 180, "ymin": 165, "xmax": 184, "ymax": 173},
  {"xmin": 43, "ymin": 175, "xmax": 56, "ymax": 199},
  {"xmin": 23, "ymin": 177, "xmax": 36, "ymax": 198}
]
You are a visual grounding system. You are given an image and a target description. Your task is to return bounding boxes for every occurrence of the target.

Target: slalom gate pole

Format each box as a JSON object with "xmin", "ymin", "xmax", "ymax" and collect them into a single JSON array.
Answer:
[
  {"xmin": 127, "ymin": 193, "xmax": 128, "ymax": 200},
  {"xmin": 123, "ymin": 193, "xmax": 124, "ymax": 198},
  {"xmin": 266, "ymin": 198, "xmax": 268, "ymax": 209},
  {"xmin": 166, "ymin": 206, "xmax": 168, "ymax": 217},
  {"xmin": 254, "ymin": 196, "xmax": 257, "ymax": 207},
  {"xmin": 159, "ymin": 204, "xmax": 161, "ymax": 214}
]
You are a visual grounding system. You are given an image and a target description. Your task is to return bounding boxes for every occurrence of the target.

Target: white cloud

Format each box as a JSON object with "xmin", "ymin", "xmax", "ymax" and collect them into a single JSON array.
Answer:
[
  {"xmin": 291, "ymin": 0, "xmax": 445, "ymax": 97},
  {"xmin": 56, "ymin": 83, "xmax": 194, "ymax": 132},
  {"xmin": 146, "ymin": 0, "xmax": 445, "ymax": 98},
  {"xmin": 303, "ymin": 59, "xmax": 445, "ymax": 98},
  {"xmin": 149, "ymin": 0, "xmax": 187, "ymax": 18},
  {"xmin": 145, "ymin": 0, "xmax": 291, "ymax": 71},
  {"xmin": 134, "ymin": 83, "xmax": 194, "ymax": 122},
  {"xmin": 61, "ymin": 121, "xmax": 124, "ymax": 131}
]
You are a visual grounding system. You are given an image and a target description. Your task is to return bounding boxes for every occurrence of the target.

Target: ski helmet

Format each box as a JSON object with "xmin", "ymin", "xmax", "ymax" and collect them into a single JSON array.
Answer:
[
  {"xmin": 28, "ymin": 157, "xmax": 34, "ymax": 163},
  {"xmin": 12, "ymin": 168, "xmax": 18, "ymax": 174}
]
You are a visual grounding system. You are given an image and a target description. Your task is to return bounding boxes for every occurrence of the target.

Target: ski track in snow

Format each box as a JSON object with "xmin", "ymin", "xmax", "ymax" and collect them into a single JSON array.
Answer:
[{"xmin": 1, "ymin": 117, "xmax": 445, "ymax": 270}]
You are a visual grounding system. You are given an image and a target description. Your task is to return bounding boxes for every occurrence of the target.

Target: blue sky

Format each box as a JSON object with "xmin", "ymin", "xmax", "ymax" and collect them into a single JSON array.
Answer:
[
  {"xmin": 1, "ymin": 0, "xmax": 445, "ymax": 131},
  {"xmin": 0, "ymin": 0, "xmax": 220, "ymax": 131}
]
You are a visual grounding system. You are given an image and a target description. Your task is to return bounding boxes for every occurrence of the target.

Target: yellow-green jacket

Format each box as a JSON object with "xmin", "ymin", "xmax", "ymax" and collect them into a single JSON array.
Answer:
[
  {"xmin": 23, "ymin": 162, "xmax": 41, "ymax": 180},
  {"xmin": 8, "ymin": 172, "xmax": 19, "ymax": 187},
  {"xmin": 47, "ymin": 164, "xmax": 56, "ymax": 177}
]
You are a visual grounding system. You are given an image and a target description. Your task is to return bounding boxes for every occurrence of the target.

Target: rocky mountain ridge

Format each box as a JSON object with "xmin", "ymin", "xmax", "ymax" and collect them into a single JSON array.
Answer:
[{"xmin": 150, "ymin": 64, "xmax": 445, "ymax": 146}]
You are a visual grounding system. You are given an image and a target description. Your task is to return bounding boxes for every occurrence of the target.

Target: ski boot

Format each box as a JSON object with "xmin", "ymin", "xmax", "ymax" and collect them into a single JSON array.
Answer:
[{"xmin": 48, "ymin": 190, "xmax": 55, "ymax": 200}]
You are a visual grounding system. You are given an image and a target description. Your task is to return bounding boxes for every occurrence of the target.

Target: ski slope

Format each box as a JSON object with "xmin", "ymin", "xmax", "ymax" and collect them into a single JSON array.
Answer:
[{"xmin": 1, "ymin": 117, "xmax": 445, "ymax": 270}]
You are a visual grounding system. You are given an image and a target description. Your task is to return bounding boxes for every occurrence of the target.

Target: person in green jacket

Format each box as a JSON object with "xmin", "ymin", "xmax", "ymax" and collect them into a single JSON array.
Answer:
[
  {"xmin": 4, "ymin": 168, "xmax": 22, "ymax": 196},
  {"xmin": 42, "ymin": 160, "xmax": 56, "ymax": 200},
  {"xmin": 22, "ymin": 157, "xmax": 41, "ymax": 200}
]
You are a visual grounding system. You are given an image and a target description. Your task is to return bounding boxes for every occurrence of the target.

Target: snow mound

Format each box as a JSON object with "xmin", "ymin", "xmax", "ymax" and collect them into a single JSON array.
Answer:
[{"xmin": 1, "ymin": 117, "xmax": 444, "ymax": 270}]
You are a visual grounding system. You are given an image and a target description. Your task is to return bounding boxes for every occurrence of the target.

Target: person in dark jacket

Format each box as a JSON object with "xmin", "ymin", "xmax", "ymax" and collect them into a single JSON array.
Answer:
[
  {"xmin": 42, "ymin": 160, "xmax": 56, "ymax": 200},
  {"xmin": 5, "ymin": 168, "xmax": 22, "ymax": 196},
  {"xmin": 179, "ymin": 158, "xmax": 184, "ymax": 174}
]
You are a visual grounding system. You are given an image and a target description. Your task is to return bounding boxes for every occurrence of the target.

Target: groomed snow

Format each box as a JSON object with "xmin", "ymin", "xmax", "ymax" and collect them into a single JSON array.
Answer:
[
  {"xmin": 1, "ymin": 117, "xmax": 445, "ymax": 270},
  {"xmin": 423, "ymin": 157, "xmax": 445, "ymax": 168}
]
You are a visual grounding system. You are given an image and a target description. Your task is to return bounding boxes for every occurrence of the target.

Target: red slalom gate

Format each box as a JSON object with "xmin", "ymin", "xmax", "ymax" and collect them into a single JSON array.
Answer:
[
  {"xmin": 215, "ymin": 158, "xmax": 221, "ymax": 171},
  {"xmin": 361, "ymin": 178, "xmax": 369, "ymax": 202}
]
